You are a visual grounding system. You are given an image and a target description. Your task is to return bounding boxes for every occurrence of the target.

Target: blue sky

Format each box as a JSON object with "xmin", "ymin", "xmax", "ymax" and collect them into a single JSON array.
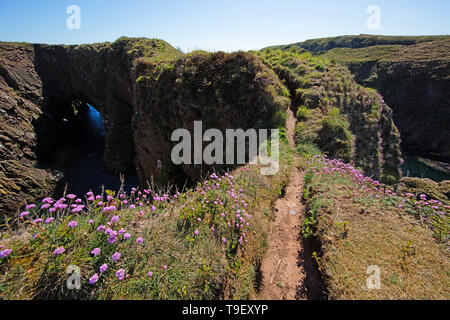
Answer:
[{"xmin": 0, "ymin": 0, "xmax": 449, "ymax": 52}]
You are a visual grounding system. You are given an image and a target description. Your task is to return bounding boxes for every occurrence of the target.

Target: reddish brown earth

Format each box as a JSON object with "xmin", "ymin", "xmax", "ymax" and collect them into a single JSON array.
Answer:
[{"xmin": 254, "ymin": 109, "xmax": 307, "ymax": 300}]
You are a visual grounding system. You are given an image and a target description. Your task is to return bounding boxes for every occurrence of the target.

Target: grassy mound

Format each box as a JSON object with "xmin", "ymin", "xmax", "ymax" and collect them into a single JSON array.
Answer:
[{"xmin": 301, "ymin": 154, "xmax": 449, "ymax": 299}]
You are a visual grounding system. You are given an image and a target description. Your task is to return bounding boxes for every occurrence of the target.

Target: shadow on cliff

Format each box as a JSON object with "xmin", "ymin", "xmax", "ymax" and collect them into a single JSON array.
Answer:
[{"xmin": 31, "ymin": 44, "xmax": 139, "ymax": 197}]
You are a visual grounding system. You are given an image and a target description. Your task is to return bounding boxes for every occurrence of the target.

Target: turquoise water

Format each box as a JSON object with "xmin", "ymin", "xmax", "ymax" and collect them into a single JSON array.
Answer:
[
  {"xmin": 401, "ymin": 154, "xmax": 450, "ymax": 182},
  {"xmin": 56, "ymin": 105, "xmax": 139, "ymax": 196}
]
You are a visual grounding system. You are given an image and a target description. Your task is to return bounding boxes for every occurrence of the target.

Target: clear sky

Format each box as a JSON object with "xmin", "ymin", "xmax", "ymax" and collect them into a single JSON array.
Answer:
[{"xmin": 0, "ymin": 0, "xmax": 449, "ymax": 52}]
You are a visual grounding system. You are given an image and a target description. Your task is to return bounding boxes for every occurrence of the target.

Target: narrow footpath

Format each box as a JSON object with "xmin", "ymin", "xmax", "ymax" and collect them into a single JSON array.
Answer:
[{"xmin": 254, "ymin": 108, "xmax": 308, "ymax": 300}]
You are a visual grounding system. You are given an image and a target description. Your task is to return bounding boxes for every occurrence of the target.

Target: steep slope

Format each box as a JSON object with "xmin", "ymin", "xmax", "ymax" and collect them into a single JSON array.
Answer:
[
  {"xmin": 266, "ymin": 35, "xmax": 450, "ymax": 161},
  {"xmin": 255, "ymin": 48, "xmax": 402, "ymax": 184}
]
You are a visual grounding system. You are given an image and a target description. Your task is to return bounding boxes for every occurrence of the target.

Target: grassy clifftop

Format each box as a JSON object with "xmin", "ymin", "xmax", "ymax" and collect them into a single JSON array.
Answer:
[{"xmin": 301, "ymin": 154, "xmax": 449, "ymax": 299}]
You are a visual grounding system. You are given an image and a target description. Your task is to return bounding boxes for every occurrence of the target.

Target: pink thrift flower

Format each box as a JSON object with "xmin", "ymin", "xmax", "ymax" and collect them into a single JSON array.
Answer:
[
  {"xmin": 89, "ymin": 274, "xmax": 99, "ymax": 285},
  {"xmin": 91, "ymin": 248, "xmax": 101, "ymax": 256},
  {"xmin": 116, "ymin": 269, "xmax": 126, "ymax": 280},
  {"xmin": 136, "ymin": 237, "xmax": 144, "ymax": 244},
  {"xmin": 20, "ymin": 211, "xmax": 29, "ymax": 218},
  {"xmin": 68, "ymin": 221, "xmax": 78, "ymax": 228},
  {"xmin": 53, "ymin": 247, "xmax": 65, "ymax": 256},
  {"xmin": 0, "ymin": 249, "xmax": 12, "ymax": 258},
  {"xmin": 112, "ymin": 252, "xmax": 121, "ymax": 261},
  {"xmin": 100, "ymin": 263, "xmax": 108, "ymax": 273},
  {"xmin": 44, "ymin": 217, "xmax": 54, "ymax": 224}
]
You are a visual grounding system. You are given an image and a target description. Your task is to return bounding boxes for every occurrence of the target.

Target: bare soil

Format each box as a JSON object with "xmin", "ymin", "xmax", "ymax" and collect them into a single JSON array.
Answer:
[{"xmin": 253, "ymin": 109, "xmax": 308, "ymax": 300}]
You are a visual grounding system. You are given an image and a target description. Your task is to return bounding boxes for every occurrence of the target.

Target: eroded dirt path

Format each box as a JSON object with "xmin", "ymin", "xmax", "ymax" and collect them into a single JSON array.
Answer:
[{"xmin": 253, "ymin": 109, "xmax": 307, "ymax": 300}]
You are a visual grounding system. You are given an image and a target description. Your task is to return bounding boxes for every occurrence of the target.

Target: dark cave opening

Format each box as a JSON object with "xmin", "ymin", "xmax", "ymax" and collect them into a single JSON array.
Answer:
[{"xmin": 37, "ymin": 100, "xmax": 139, "ymax": 197}]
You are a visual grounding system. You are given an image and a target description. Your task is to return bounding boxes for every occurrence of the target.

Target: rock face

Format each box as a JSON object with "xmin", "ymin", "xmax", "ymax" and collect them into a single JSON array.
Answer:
[
  {"xmin": 341, "ymin": 39, "xmax": 450, "ymax": 161},
  {"xmin": 133, "ymin": 51, "xmax": 290, "ymax": 186},
  {"xmin": 0, "ymin": 38, "xmax": 289, "ymax": 216}
]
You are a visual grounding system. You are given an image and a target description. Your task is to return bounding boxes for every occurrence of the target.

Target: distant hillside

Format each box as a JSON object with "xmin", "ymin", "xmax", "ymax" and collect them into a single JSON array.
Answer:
[{"xmin": 265, "ymin": 34, "xmax": 448, "ymax": 53}]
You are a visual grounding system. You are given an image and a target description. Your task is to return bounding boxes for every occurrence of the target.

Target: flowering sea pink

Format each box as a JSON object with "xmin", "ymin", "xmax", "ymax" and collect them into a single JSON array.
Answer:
[
  {"xmin": 19, "ymin": 211, "xmax": 29, "ymax": 218},
  {"xmin": 25, "ymin": 204, "xmax": 36, "ymax": 210},
  {"xmin": 123, "ymin": 233, "xmax": 131, "ymax": 240},
  {"xmin": 72, "ymin": 205, "xmax": 84, "ymax": 213},
  {"xmin": 194, "ymin": 230, "xmax": 199, "ymax": 236},
  {"xmin": 136, "ymin": 237, "xmax": 144, "ymax": 244},
  {"xmin": 100, "ymin": 263, "xmax": 108, "ymax": 273},
  {"xmin": 116, "ymin": 268, "xmax": 126, "ymax": 280},
  {"xmin": 89, "ymin": 274, "xmax": 99, "ymax": 285},
  {"xmin": 111, "ymin": 215, "xmax": 120, "ymax": 223},
  {"xmin": 91, "ymin": 248, "xmax": 101, "ymax": 256},
  {"xmin": 147, "ymin": 271, "xmax": 153, "ymax": 277},
  {"xmin": 68, "ymin": 221, "xmax": 78, "ymax": 228},
  {"xmin": 112, "ymin": 252, "xmax": 121, "ymax": 261},
  {"xmin": 44, "ymin": 217, "xmax": 54, "ymax": 224},
  {"xmin": 88, "ymin": 219, "xmax": 94, "ymax": 224},
  {"xmin": 33, "ymin": 218, "xmax": 43, "ymax": 224},
  {"xmin": 0, "ymin": 249, "xmax": 12, "ymax": 258},
  {"xmin": 53, "ymin": 247, "xmax": 65, "ymax": 256}
]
